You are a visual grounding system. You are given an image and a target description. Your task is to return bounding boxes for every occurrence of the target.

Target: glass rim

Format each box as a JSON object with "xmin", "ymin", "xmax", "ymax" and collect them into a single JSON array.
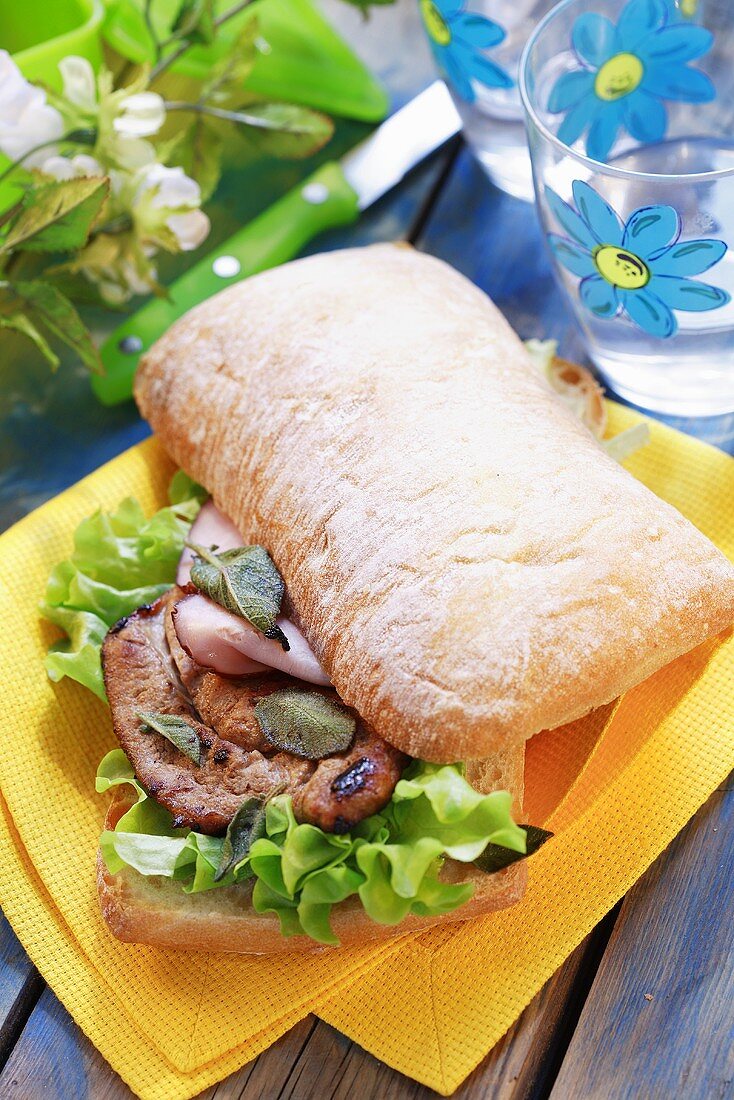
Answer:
[{"xmin": 518, "ymin": 0, "xmax": 734, "ymax": 185}]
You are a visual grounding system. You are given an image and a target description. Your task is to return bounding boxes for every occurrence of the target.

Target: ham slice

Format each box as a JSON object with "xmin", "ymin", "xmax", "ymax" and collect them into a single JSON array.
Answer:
[
  {"xmin": 177, "ymin": 500, "xmax": 244, "ymax": 585},
  {"xmin": 176, "ymin": 501, "xmax": 330, "ymax": 684},
  {"xmin": 172, "ymin": 593, "xmax": 331, "ymax": 686}
]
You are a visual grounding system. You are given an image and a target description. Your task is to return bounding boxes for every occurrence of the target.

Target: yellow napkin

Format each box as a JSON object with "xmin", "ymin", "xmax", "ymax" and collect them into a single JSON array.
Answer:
[{"xmin": 0, "ymin": 403, "xmax": 732, "ymax": 1098}]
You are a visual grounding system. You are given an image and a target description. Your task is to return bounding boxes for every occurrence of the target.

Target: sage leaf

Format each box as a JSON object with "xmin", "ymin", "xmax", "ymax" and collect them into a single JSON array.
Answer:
[
  {"xmin": 137, "ymin": 711, "xmax": 202, "ymax": 765},
  {"xmin": 2, "ymin": 177, "xmax": 109, "ymax": 254},
  {"xmin": 187, "ymin": 541, "xmax": 289, "ymax": 650},
  {"xmin": 473, "ymin": 824, "xmax": 553, "ymax": 875},
  {"xmin": 214, "ymin": 796, "xmax": 267, "ymax": 882},
  {"xmin": 13, "ymin": 280, "xmax": 102, "ymax": 374},
  {"xmin": 254, "ymin": 689, "xmax": 356, "ymax": 760}
]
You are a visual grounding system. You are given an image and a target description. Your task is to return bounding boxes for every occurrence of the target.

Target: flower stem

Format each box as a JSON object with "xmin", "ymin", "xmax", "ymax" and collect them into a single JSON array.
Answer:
[
  {"xmin": 165, "ymin": 100, "xmax": 306, "ymax": 134},
  {"xmin": 0, "ymin": 132, "xmax": 95, "ymax": 185},
  {"xmin": 0, "ymin": 139, "xmax": 60, "ymax": 185},
  {"xmin": 150, "ymin": 0, "xmax": 255, "ymax": 82},
  {"xmin": 0, "ymin": 200, "xmax": 22, "ymax": 231},
  {"xmin": 144, "ymin": 0, "xmax": 161, "ymax": 63}
]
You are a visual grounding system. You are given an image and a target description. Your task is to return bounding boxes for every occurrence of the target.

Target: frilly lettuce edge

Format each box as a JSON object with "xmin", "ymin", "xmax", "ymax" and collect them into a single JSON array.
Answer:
[
  {"xmin": 41, "ymin": 472, "xmax": 206, "ymax": 699},
  {"xmin": 97, "ymin": 750, "xmax": 528, "ymax": 946}
]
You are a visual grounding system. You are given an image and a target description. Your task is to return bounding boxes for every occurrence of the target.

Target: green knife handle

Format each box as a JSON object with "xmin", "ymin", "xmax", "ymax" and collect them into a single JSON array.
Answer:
[{"xmin": 92, "ymin": 160, "xmax": 360, "ymax": 405}]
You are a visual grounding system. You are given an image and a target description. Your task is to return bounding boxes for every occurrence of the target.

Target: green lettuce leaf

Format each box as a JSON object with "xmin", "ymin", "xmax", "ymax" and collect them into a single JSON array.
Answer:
[
  {"xmin": 96, "ymin": 756, "xmax": 529, "ymax": 946},
  {"xmin": 41, "ymin": 478, "xmax": 205, "ymax": 698},
  {"xmin": 96, "ymin": 750, "xmax": 233, "ymax": 890}
]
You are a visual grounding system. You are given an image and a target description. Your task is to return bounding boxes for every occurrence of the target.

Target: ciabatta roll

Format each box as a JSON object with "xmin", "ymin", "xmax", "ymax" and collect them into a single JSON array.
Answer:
[{"xmin": 135, "ymin": 243, "xmax": 734, "ymax": 763}]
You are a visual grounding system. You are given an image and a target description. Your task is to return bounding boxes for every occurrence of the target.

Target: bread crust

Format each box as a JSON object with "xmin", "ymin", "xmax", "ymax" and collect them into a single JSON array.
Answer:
[
  {"xmin": 135, "ymin": 244, "xmax": 734, "ymax": 762},
  {"xmin": 97, "ymin": 747, "xmax": 526, "ymax": 954}
]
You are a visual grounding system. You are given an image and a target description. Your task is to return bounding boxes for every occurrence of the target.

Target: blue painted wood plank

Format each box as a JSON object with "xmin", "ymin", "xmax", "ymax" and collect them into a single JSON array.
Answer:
[
  {"xmin": 416, "ymin": 147, "xmax": 734, "ymax": 454},
  {"xmin": 0, "ymin": 986, "xmax": 133, "ymax": 1099},
  {"xmin": 549, "ymin": 784, "xmax": 734, "ymax": 1100},
  {"xmin": 0, "ymin": 916, "xmax": 44, "ymax": 1067}
]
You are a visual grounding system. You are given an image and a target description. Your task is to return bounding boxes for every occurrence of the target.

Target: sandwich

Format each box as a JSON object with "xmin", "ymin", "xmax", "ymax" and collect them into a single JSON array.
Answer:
[{"xmin": 44, "ymin": 244, "xmax": 734, "ymax": 954}]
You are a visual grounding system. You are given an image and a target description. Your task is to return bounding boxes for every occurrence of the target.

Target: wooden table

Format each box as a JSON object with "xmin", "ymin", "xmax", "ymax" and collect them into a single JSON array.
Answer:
[{"xmin": 1, "ymin": 3, "xmax": 732, "ymax": 1097}]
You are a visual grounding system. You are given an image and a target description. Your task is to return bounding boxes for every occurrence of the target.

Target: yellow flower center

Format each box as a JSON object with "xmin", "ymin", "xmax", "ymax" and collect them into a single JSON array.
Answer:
[
  {"xmin": 681, "ymin": 0, "xmax": 697, "ymax": 15},
  {"xmin": 594, "ymin": 53, "xmax": 644, "ymax": 101},
  {"xmin": 594, "ymin": 245, "xmax": 650, "ymax": 290},
  {"xmin": 420, "ymin": 0, "xmax": 452, "ymax": 46}
]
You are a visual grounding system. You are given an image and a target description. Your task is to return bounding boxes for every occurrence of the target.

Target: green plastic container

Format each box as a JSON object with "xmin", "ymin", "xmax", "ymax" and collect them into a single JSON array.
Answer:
[
  {"xmin": 3, "ymin": 0, "xmax": 104, "ymax": 87},
  {"xmin": 101, "ymin": 0, "xmax": 388, "ymax": 121},
  {"xmin": 0, "ymin": 0, "xmax": 104, "ymax": 206}
]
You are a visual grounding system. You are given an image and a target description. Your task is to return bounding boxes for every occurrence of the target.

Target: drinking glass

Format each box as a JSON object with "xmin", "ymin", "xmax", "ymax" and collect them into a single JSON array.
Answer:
[
  {"xmin": 417, "ymin": 1, "xmax": 557, "ymax": 200},
  {"xmin": 519, "ymin": 0, "xmax": 734, "ymax": 416}
]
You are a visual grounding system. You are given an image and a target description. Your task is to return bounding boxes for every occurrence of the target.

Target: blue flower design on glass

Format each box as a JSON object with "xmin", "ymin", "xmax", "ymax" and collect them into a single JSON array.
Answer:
[
  {"xmin": 419, "ymin": 0, "xmax": 513, "ymax": 103},
  {"xmin": 547, "ymin": 181, "xmax": 730, "ymax": 338},
  {"xmin": 548, "ymin": 0, "xmax": 715, "ymax": 163},
  {"xmin": 667, "ymin": 0, "xmax": 698, "ymax": 18}
]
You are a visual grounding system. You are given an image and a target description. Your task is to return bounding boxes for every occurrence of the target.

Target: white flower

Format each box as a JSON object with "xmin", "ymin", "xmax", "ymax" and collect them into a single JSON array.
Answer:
[
  {"xmin": 94, "ymin": 255, "xmax": 157, "ymax": 304},
  {"xmin": 114, "ymin": 92, "xmax": 165, "ymax": 137},
  {"xmin": 58, "ymin": 56, "xmax": 97, "ymax": 114},
  {"xmin": 166, "ymin": 210, "xmax": 211, "ymax": 250},
  {"xmin": 75, "ymin": 231, "xmax": 158, "ymax": 304},
  {"xmin": 40, "ymin": 152, "xmax": 104, "ymax": 180},
  {"xmin": 133, "ymin": 163, "xmax": 210, "ymax": 252},
  {"xmin": 56, "ymin": 58, "xmax": 156, "ymax": 170},
  {"xmin": 111, "ymin": 134, "xmax": 156, "ymax": 171},
  {"xmin": 0, "ymin": 50, "xmax": 64, "ymax": 165}
]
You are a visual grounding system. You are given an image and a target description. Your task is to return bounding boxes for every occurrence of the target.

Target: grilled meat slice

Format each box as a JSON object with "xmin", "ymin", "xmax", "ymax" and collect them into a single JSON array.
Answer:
[
  {"xmin": 164, "ymin": 587, "xmax": 280, "ymax": 753},
  {"xmin": 102, "ymin": 599, "xmax": 311, "ymax": 834},
  {"xmin": 163, "ymin": 587, "xmax": 407, "ymax": 832},
  {"xmin": 102, "ymin": 594, "xmax": 406, "ymax": 836}
]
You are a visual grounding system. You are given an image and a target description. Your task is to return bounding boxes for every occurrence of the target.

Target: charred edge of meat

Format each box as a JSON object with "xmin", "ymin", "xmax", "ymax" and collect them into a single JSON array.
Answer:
[
  {"xmin": 108, "ymin": 599, "xmax": 161, "ymax": 636},
  {"xmin": 331, "ymin": 757, "xmax": 377, "ymax": 799}
]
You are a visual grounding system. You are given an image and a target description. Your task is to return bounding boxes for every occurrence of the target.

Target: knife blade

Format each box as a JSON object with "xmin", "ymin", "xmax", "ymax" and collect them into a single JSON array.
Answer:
[{"xmin": 92, "ymin": 80, "xmax": 461, "ymax": 405}]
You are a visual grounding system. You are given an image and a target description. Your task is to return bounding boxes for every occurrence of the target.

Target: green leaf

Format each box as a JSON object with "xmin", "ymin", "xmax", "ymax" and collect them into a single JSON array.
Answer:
[
  {"xmin": 203, "ymin": 16, "xmax": 258, "ymax": 105},
  {"xmin": 168, "ymin": 470, "xmax": 208, "ymax": 507},
  {"xmin": 44, "ymin": 604, "xmax": 108, "ymax": 697},
  {"xmin": 162, "ymin": 116, "xmax": 223, "ymax": 204},
  {"xmin": 2, "ymin": 177, "xmax": 109, "ymax": 254},
  {"xmin": 188, "ymin": 542, "xmax": 288, "ymax": 647},
  {"xmin": 137, "ymin": 711, "xmax": 202, "ymax": 764},
  {"xmin": 215, "ymin": 797, "xmax": 267, "ymax": 882},
  {"xmin": 473, "ymin": 824, "xmax": 553, "ymax": 874},
  {"xmin": 172, "ymin": 0, "xmax": 215, "ymax": 45},
  {"xmin": 100, "ymin": 0, "xmax": 157, "ymax": 63},
  {"xmin": 231, "ymin": 103, "xmax": 334, "ymax": 159},
  {"xmin": 41, "ymin": 473, "xmax": 203, "ymax": 696},
  {"xmin": 253, "ymin": 689, "xmax": 356, "ymax": 760},
  {"xmin": 0, "ymin": 311, "xmax": 59, "ymax": 369},
  {"xmin": 12, "ymin": 280, "xmax": 102, "ymax": 374}
]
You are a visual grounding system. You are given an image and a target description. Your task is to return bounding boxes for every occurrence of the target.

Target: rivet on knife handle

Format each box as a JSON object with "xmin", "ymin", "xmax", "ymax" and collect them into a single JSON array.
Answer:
[{"xmin": 92, "ymin": 161, "xmax": 360, "ymax": 406}]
